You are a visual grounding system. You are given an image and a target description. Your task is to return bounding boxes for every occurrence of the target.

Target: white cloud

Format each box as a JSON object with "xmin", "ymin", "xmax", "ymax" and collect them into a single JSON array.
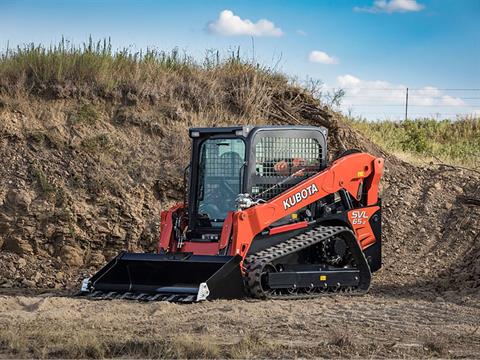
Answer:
[
  {"xmin": 296, "ymin": 30, "xmax": 307, "ymax": 36},
  {"xmin": 206, "ymin": 10, "xmax": 283, "ymax": 37},
  {"xmin": 338, "ymin": 74, "xmax": 371, "ymax": 88},
  {"xmin": 337, "ymin": 74, "xmax": 396, "ymax": 95},
  {"xmin": 333, "ymin": 74, "xmax": 467, "ymax": 119},
  {"xmin": 354, "ymin": 0, "xmax": 425, "ymax": 13},
  {"xmin": 441, "ymin": 95, "xmax": 466, "ymax": 107},
  {"xmin": 308, "ymin": 50, "xmax": 339, "ymax": 65}
]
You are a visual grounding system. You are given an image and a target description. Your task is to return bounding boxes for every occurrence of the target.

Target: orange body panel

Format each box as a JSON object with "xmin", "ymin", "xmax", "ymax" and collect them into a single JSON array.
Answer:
[
  {"xmin": 179, "ymin": 241, "xmax": 220, "ymax": 255},
  {"xmin": 219, "ymin": 212, "xmax": 234, "ymax": 250},
  {"xmin": 158, "ymin": 203, "xmax": 184, "ymax": 253},
  {"xmin": 229, "ymin": 153, "xmax": 384, "ymax": 257},
  {"xmin": 347, "ymin": 206, "xmax": 380, "ymax": 249}
]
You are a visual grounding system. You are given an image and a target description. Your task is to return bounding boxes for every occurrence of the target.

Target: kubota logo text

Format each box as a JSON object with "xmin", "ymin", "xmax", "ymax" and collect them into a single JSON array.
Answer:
[{"xmin": 283, "ymin": 184, "xmax": 319, "ymax": 210}]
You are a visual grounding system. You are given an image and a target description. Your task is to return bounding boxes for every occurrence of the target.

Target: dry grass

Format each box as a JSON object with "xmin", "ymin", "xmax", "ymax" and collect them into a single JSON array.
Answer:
[
  {"xmin": 0, "ymin": 324, "xmax": 219, "ymax": 359},
  {"xmin": 0, "ymin": 315, "xmax": 472, "ymax": 359},
  {"xmin": 0, "ymin": 38, "xmax": 319, "ymax": 129},
  {"xmin": 423, "ymin": 338, "xmax": 449, "ymax": 357},
  {"xmin": 228, "ymin": 333, "xmax": 277, "ymax": 359},
  {"xmin": 0, "ymin": 323, "xmax": 276, "ymax": 359},
  {"xmin": 0, "ymin": 40, "xmax": 333, "ymax": 190},
  {"xmin": 0, "ymin": 327, "xmax": 28, "ymax": 357},
  {"xmin": 328, "ymin": 330, "xmax": 356, "ymax": 350}
]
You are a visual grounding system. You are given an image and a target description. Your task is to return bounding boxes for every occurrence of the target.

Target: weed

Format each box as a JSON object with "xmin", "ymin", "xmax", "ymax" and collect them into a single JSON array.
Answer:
[
  {"xmin": 107, "ymin": 338, "xmax": 169, "ymax": 358},
  {"xmin": 328, "ymin": 330, "xmax": 355, "ymax": 350},
  {"xmin": 68, "ymin": 224, "xmax": 76, "ymax": 239},
  {"xmin": 68, "ymin": 103, "xmax": 99, "ymax": 126},
  {"xmin": 424, "ymin": 339, "xmax": 448, "ymax": 356},
  {"xmin": 54, "ymin": 186, "xmax": 68, "ymax": 207},
  {"xmin": 229, "ymin": 333, "xmax": 275, "ymax": 359},
  {"xmin": 0, "ymin": 323, "xmax": 225, "ymax": 359},
  {"xmin": 45, "ymin": 332, "xmax": 107, "ymax": 359},
  {"xmin": 28, "ymin": 130, "xmax": 47, "ymax": 144},
  {"xmin": 172, "ymin": 335, "xmax": 220, "ymax": 359},
  {"xmin": 26, "ymin": 130, "xmax": 64, "ymax": 150},
  {"xmin": 81, "ymin": 133, "xmax": 112, "ymax": 152},
  {"xmin": 33, "ymin": 167, "xmax": 56, "ymax": 194}
]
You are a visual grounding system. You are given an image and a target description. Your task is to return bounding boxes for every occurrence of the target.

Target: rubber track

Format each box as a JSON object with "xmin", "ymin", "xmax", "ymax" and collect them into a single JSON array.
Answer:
[{"xmin": 244, "ymin": 225, "xmax": 370, "ymax": 300}]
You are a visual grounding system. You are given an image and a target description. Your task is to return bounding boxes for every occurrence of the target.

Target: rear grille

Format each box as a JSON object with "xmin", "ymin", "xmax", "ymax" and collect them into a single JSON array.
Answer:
[{"xmin": 253, "ymin": 137, "xmax": 321, "ymax": 200}]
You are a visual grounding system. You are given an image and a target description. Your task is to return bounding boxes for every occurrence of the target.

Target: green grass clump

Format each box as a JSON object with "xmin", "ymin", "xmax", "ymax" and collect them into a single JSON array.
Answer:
[
  {"xmin": 68, "ymin": 103, "xmax": 100, "ymax": 125},
  {"xmin": 347, "ymin": 117, "xmax": 480, "ymax": 168},
  {"xmin": 33, "ymin": 167, "xmax": 56, "ymax": 194},
  {"xmin": 80, "ymin": 133, "xmax": 112, "ymax": 152}
]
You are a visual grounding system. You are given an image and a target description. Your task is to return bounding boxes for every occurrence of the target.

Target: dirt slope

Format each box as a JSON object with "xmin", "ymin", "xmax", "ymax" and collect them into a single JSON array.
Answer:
[{"xmin": 0, "ymin": 80, "xmax": 479, "ymax": 299}]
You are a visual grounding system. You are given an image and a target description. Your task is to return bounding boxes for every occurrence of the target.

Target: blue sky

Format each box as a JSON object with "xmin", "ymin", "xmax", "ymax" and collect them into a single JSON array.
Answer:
[{"xmin": 1, "ymin": 0, "xmax": 479, "ymax": 120}]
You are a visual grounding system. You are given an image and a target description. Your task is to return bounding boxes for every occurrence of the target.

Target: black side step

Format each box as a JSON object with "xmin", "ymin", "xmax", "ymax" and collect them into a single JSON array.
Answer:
[{"xmin": 268, "ymin": 268, "xmax": 360, "ymax": 289}]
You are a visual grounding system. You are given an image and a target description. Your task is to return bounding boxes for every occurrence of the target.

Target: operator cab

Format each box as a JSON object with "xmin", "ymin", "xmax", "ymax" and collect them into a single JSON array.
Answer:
[{"xmin": 186, "ymin": 126, "xmax": 328, "ymax": 241}]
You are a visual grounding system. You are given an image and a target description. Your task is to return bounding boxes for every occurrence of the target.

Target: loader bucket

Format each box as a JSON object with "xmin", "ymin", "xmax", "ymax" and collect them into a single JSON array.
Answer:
[{"xmin": 80, "ymin": 252, "xmax": 246, "ymax": 302}]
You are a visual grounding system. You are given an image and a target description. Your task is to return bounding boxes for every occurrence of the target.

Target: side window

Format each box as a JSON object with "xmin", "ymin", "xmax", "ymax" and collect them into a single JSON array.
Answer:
[
  {"xmin": 252, "ymin": 137, "xmax": 322, "ymax": 200},
  {"xmin": 196, "ymin": 138, "xmax": 245, "ymax": 224}
]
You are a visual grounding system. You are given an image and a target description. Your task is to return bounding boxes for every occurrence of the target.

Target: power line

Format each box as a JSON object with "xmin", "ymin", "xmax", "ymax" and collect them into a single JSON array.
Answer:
[
  {"xmin": 346, "ymin": 112, "xmax": 476, "ymax": 115},
  {"xmin": 344, "ymin": 111, "xmax": 478, "ymax": 115},
  {"xmin": 323, "ymin": 87, "xmax": 480, "ymax": 91},
  {"xmin": 344, "ymin": 104, "xmax": 480, "ymax": 107},
  {"xmin": 342, "ymin": 96, "xmax": 480, "ymax": 100},
  {"xmin": 328, "ymin": 87, "xmax": 480, "ymax": 119},
  {"xmin": 405, "ymin": 87, "xmax": 409, "ymax": 121}
]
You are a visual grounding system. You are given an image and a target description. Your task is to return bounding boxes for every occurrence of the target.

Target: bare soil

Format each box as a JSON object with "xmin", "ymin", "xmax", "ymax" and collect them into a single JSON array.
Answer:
[
  {"xmin": 0, "ymin": 292, "xmax": 479, "ymax": 358},
  {"xmin": 0, "ymin": 83, "xmax": 479, "ymax": 358}
]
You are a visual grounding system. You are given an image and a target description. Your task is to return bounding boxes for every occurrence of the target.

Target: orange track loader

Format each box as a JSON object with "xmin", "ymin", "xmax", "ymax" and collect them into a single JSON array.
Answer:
[{"xmin": 79, "ymin": 126, "xmax": 384, "ymax": 301}]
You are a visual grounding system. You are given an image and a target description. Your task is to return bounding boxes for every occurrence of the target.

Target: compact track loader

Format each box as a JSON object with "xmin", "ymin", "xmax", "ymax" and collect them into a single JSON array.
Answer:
[{"xmin": 79, "ymin": 126, "xmax": 384, "ymax": 302}]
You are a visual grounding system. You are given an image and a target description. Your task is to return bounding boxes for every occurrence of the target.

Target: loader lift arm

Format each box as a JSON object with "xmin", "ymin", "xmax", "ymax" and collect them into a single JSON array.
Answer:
[{"xmin": 229, "ymin": 152, "xmax": 384, "ymax": 258}]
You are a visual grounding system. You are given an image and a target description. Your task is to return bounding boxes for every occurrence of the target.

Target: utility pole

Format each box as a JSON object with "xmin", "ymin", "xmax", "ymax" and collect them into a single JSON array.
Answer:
[
  {"xmin": 251, "ymin": 36, "xmax": 255, "ymax": 63},
  {"xmin": 405, "ymin": 87, "xmax": 409, "ymax": 121}
]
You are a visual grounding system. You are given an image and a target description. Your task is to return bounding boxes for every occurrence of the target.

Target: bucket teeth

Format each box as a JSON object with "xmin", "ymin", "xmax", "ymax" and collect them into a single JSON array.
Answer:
[
  {"xmin": 90, "ymin": 291, "xmax": 105, "ymax": 299},
  {"xmin": 119, "ymin": 292, "xmax": 134, "ymax": 300},
  {"xmin": 105, "ymin": 292, "xmax": 118, "ymax": 300},
  {"xmin": 179, "ymin": 295, "xmax": 195, "ymax": 303},
  {"xmin": 84, "ymin": 290, "xmax": 198, "ymax": 303},
  {"xmin": 165, "ymin": 295, "xmax": 178, "ymax": 302},
  {"xmin": 132, "ymin": 293, "xmax": 147, "ymax": 301}
]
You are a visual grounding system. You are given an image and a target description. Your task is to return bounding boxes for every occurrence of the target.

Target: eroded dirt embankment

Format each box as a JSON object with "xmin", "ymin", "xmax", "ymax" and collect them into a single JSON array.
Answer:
[{"xmin": 0, "ymin": 92, "xmax": 478, "ymax": 299}]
